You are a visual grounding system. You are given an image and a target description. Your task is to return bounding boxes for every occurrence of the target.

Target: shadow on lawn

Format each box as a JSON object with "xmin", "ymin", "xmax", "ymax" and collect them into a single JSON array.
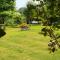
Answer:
[{"xmin": 0, "ymin": 29, "xmax": 6, "ymax": 38}]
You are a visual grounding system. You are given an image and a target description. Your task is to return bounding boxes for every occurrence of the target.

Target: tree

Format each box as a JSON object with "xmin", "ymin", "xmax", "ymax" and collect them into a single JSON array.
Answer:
[
  {"xmin": 0, "ymin": 0, "xmax": 16, "ymax": 28},
  {"xmin": 43, "ymin": 0, "xmax": 60, "ymax": 26},
  {"xmin": 33, "ymin": 0, "xmax": 60, "ymax": 26},
  {"xmin": 24, "ymin": 0, "xmax": 41, "ymax": 24},
  {"xmin": 18, "ymin": 7, "xmax": 27, "ymax": 23},
  {"xmin": 0, "ymin": 0, "xmax": 15, "ymax": 11}
]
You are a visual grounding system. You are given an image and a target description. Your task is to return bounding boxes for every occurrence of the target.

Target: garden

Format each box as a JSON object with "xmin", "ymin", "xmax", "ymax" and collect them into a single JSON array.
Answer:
[{"xmin": 0, "ymin": 0, "xmax": 60, "ymax": 60}]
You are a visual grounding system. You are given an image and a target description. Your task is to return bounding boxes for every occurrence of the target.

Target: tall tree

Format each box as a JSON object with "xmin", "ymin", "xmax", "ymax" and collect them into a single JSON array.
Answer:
[
  {"xmin": 25, "ymin": 0, "xmax": 43, "ymax": 24},
  {"xmin": 33, "ymin": 0, "xmax": 60, "ymax": 26},
  {"xmin": 24, "ymin": 1, "xmax": 36, "ymax": 24},
  {"xmin": 0, "ymin": 0, "xmax": 15, "ymax": 24},
  {"xmin": 0, "ymin": 0, "xmax": 16, "ymax": 29}
]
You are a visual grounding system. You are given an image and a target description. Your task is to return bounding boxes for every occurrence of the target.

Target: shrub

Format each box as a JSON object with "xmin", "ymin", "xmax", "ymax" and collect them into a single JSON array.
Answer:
[{"xmin": 20, "ymin": 23, "xmax": 29, "ymax": 30}]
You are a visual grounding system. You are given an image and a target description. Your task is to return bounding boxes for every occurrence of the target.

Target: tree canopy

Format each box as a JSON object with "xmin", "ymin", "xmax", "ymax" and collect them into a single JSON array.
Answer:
[{"xmin": 23, "ymin": 0, "xmax": 60, "ymax": 25}]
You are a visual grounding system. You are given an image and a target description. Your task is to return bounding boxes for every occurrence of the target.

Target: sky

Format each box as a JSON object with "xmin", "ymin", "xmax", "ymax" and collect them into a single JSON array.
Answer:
[{"xmin": 16, "ymin": 0, "xmax": 28, "ymax": 9}]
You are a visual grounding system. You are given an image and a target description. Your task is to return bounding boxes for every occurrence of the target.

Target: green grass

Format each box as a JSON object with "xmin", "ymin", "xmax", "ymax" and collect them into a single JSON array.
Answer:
[{"xmin": 0, "ymin": 25, "xmax": 60, "ymax": 60}]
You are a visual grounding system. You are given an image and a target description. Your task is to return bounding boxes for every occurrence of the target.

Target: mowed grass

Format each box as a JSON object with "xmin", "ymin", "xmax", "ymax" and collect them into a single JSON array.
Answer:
[{"xmin": 0, "ymin": 25, "xmax": 60, "ymax": 60}]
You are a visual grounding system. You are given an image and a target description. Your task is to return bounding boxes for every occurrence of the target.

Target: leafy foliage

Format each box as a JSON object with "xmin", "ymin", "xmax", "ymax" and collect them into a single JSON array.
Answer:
[
  {"xmin": 0, "ymin": 0, "xmax": 15, "ymax": 11},
  {"xmin": 20, "ymin": 23, "xmax": 29, "ymax": 30},
  {"xmin": 0, "ymin": 0, "xmax": 22, "ymax": 27},
  {"xmin": 24, "ymin": 0, "xmax": 60, "ymax": 26}
]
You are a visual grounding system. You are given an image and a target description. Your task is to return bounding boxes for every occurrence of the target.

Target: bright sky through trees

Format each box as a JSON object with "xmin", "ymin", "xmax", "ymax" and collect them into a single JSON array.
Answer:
[{"xmin": 16, "ymin": 0, "xmax": 28, "ymax": 9}]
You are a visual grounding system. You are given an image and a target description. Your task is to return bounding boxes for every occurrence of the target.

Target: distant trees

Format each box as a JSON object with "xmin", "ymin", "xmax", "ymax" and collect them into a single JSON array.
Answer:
[
  {"xmin": 18, "ymin": 7, "xmax": 26, "ymax": 23},
  {"xmin": 18, "ymin": 3, "xmax": 36, "ymax": 24},
  {"xmin": 23, "ymin": 0, "xmax": 60, "ymax": 25},
  {"xmin": 18, "ymin": 1, "xmax": 40, "ymax": 24},
  {"xmin": 22, "ymin": 0, "xmax": 46, "ymax": 24},
  {"xmin": 25, "ymin": 2, "xmax": 37, "ymax": 24},
  {"xmin": 1, "ymin": 0, "xmax": 59, "ymax": 26}
]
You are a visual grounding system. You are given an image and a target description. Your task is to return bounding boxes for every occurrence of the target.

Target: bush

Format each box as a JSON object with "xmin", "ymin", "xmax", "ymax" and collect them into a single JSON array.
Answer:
[{"xmin": 20, "ymin": 23, "xmax": 29, "ymax": 30}]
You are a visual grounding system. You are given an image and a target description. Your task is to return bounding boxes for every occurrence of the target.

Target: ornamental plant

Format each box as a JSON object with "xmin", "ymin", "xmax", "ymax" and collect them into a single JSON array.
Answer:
[{"xmin": 20, "ymin": 23, "xmax": 29, "ymax": 30}]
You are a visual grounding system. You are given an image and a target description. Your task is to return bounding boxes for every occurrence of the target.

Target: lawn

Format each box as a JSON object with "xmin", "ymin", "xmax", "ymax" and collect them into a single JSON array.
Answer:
[{"xmin": 0, "ymin": 25, "xmax": 60, "ymax": 60}]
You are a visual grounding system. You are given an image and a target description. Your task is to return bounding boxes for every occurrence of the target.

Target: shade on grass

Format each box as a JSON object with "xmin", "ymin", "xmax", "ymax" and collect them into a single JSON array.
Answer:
[{"xmin": 0, "ymin": 29, "xmax": 6, "ymax": 38}]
